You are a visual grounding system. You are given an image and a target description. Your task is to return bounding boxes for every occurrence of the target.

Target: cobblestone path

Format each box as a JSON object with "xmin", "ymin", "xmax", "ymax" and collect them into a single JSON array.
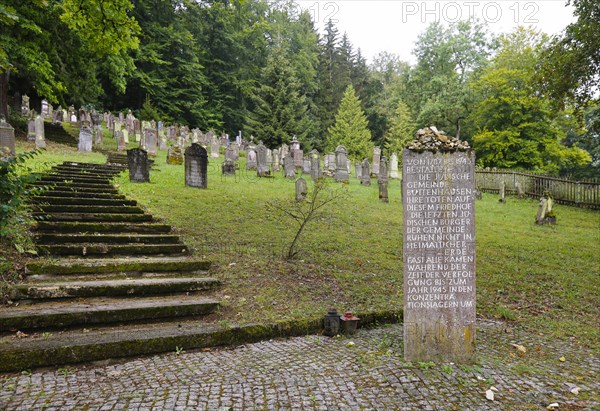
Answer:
[{"xmin": 1, "ymin": 321, "xmax": 598, "ymax": 410}]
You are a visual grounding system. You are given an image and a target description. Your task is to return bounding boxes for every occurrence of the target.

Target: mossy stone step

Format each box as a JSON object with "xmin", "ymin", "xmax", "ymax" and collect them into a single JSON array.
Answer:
[
  {"xmin": 35, "ymin": 191, "xmax": 126, "ymax": 199},
  {"xmin": 38, "ymin": 243, "xmax": 189, "ymax": 257},
  {"xmin": 33, "ymin": 205, "xmax": 145, "ymax": 214},
  {"xmin": 54, "ymin": 165, "xmax": 122, "ymax": 175},
  {"xmin": 30, "ymin": 196, "xmax": 137, "ymax": 207},
  {"xmin": 26, "ymin": 257, "xmax": 211, "ymax": 275},
  {"xmin": 31, "ymin": 181, "xmax": 117, "ymax": 190},
  {"xmin": 35, "ymin": 233, "xmax": 182, "ymax": 245},
  {"xmin": 29, "ymin": 184, "xmax": 119, "ymax": 194},
  {"xmin": 0, "ymin": 296, "xmax": 219, "ymax": 331},
  {"xmin": 38, "ymin": 175, "xmax": 113, "ymax": 185},
  {"xmin": 9, "ymin": 277, "xmax": 220, "ymax": 300},
  {"xmin": 31, "ymin": 212, "xmax": 153, "ymax": 223},
  {"xmin": 35, "ymin": 221, "xmax": 171, "ymax": 234}
]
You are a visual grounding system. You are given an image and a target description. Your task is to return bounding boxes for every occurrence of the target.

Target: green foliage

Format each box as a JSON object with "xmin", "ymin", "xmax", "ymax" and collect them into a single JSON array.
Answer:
[
  {"xmin": 385, "ymin": 99, "xmax": 415, "ymax": 157},
  {"xmin": 138, "ymin": 96, "xmax": 160, "ymax": 122},
  {"xmin": 0, "ymin": 149, "xmax": 43, "ymax": 250},
  {"xmin": 326, "ymin": 85, "xmax": 373, "ymax": 161}
]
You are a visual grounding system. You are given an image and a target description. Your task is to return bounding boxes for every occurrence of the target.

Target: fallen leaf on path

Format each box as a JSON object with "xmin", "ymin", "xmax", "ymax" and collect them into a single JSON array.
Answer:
[{"xmin": 511, "ymin": 343, "xmax": 527, "ymax": 353}]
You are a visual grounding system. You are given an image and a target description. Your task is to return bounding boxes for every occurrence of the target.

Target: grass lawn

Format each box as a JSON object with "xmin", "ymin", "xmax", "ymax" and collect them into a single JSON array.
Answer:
[{"xmin": 3, "ymin": 136, "xmax": 599, "ymax": 347}]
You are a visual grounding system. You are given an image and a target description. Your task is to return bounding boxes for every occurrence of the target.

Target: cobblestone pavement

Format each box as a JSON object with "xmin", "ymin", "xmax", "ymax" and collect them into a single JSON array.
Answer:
[{"xmin": 1, "ymin": 321, "xmax": 598, "ymax": 410}]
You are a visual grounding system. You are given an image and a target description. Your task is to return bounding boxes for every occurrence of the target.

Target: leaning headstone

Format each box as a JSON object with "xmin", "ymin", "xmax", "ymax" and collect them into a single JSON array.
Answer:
[
  {"xmin": 256, "ymin": 143, "xmax": 270, "ymax": 177},
  {"xmin": 372, "ymin": 147, "xmax": 381, "ymax": 176},
  {"xmin": 284, "ymin": 153, "xmax": 296, "ymax": 179},
  {"xmin": 499, "ymin": 181, "xmax": 506, "ymax": 203},
  {"xmin": 127, "ymin": 148, "xmax": 150, "ymax": 183},
  {"xmin": 185, "ymin": 143, "xmax": 208, "ymax": 189},
  {"xmin": 222, "ymin": 159, "xmax": 236, "ymax": 176},
  {"xmin": 295, "ymin": 178, "xmax": 308, "ymax": 201},
  {"xmin": 0, "ymin": 118, "xmax": 16, "ymax": 156},
  {"xmin": 334, "ymin": 145, "xmax": 349, "ymax": 182},
  {"xmin": 310, "ymin": 149, "xmax": 320, "ymax": 182},
  {"xmin": 536, "ymin": 192, "xmax": 556, "ymax": 225},
  {"xmin": 402, "ymin": 127, "xmax": 475, "ymax": 363},
  {"xmin": 78, "ymin": 125, "xmax": 93, "ymax": 152},
  {"xmin": 167, "ymin": 145, "xmax": 183, "ymax": 165},
  {"xmin": 35, "ymin": 115, "xmax": 46, "ymax": 149},
  {"xmin": 390, "ymin": 152, "xmax": 399, "ymax": 179},
  {"xmin": 246, "ymin": 149, "xmax": 257, "ymax": 170},
  {"xmin": 361, "ymin": 159, "xmax": 370, "ymax": 186}
]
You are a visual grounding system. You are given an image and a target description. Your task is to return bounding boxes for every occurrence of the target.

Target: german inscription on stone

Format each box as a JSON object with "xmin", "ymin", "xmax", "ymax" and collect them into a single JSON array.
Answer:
[{"xmin": 402, "ymin": 137, "xmax": 475, "ymax": 363}]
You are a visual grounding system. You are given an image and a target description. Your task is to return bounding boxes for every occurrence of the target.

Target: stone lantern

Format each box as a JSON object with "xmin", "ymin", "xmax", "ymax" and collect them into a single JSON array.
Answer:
[
  {"xmin": 323, "ymin": 308, "xmax": 341, "ymax": 337},
  {"xmin": 340, "ymin": 310, "xmax": 359, "ymax": 335}
]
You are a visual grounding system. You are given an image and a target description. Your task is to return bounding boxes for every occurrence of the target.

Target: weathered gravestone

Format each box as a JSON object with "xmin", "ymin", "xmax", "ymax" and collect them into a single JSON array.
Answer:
[
  {"xmin": 225, "ymin": 145, "xmax": 238, "ymax": 162},
  {"xmin": 379, "ymin": 181, "xmax": 389, "ymax": 203},
  {"xmin": 402, "ymin": 127, "xmax": 475, "ymax": 363},
  {"xmin": 272, "ymin": 148, "xmax": 280, "ymax": 172},
  {"xmin": 41, "ymin": 99, "xmax": 49, "ymax": 118},
  {"xmin": 515, "ymin": 182, "xmax": 524, "ymax": 198},
  {"xmin": 499, "ymin": 181, "xmax": 506, "ymax": 203},
  {"xmin": 116, "ymin": 131, "xmax": 127, "ymax": 151},
  {"xmin": 27, "ymin": 118, "xmax": 36, "ymax": 142},
  {"xmin": 302, "ymin": 158, "xmax": 311, "ymax": 175},
  {"xmin": 379, "ymin": 156, "xmax": 389, "ymax": 183},
  {"xmin": 0, "ymin": 118, "xmax": 16, "ymax": 156},
  {"xmin": 256, "ymin": 143, "xmax": 270, "ymax": 177},
  {"xmin": 310, "ymin": 149, "xmax": 320, "ymax": 182},
  {"xmin": 35, "ymin": 115, "xmax": 46, "ymax": 149},
  {"xmin": 222, "ymin": 159, "xmax": 236, "ymax": 176},
  {"xmin": 361, "ymin": 159, "xmax": 371, "ymax": 186},
  {"xmin": 185, "ymin": 143, "xmax": 208, "ymax": 189},
  {"xmin": 78, "ymin": 125, "xmax": 93, "ymax": 152},
  {"xmin": 536, "ymin": 192, "xmax": 556, "ymax": 225},
  {"xmin": 127, "ymin": 148, "xmax": 150, "ymax": 183},
  {"xmin": 355, "ymin": 161, "xmax": 362, "ymax": 180},
  {"xmin": 167, "ymin": 145, "xmax": 183, "ymax": 165},
  {"xmin": 284, "ymin": 152, "xmax": 296, "ymax": 179},
  {"xmin": 372, "ymin": 147, "xmax": 381, "ymax": 176},
  {"xmin": 145, "ymin": 128, "xmax": 158, "ymax": 156},
  {"xmin": 334, "ymin": 145, "xmax": 349, "ymax": 182},
  {"xmin": 246, "ymin": 149, "xmax": 257, "ymax": 170},
  {"xmin": 295, "ymin": 178, "xmax": 308, "ymax": 201},
  {"xmin": 210, "ymin": 136, "xmax": 220, "ymax": 158},
  {"xmin": 293, "ymin": 149, "xmax": 304, "ymax": 169},
  {"xmin": 325, "ymin": 153, "xmax": 336, "ymax": 172},
  {"xmin": 21, "ymin": 95, "xmax": 30, "ymax": 117},
  {"xmin": 390, "ymin": 152, "xmax": 399, "ymax": 179}
]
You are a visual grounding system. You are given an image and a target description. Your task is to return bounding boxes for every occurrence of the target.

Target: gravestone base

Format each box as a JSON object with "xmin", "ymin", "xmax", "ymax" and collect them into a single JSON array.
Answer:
[{"xmin": 404, "ymin": 322, "xmax": 476, "ymax": 363}]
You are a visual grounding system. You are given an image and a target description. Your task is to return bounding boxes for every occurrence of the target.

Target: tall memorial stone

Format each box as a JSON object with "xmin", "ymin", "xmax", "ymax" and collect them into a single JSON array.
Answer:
[
  {"xmin": 310, "ymin": 149, "xmax": 320, "ymax": 182},
  {"xmin": 78, "ymin": 125, "xmax": 93, "ymax": 152},
  {"xmin": 372, "ymin": 147, "xmax": 381, "ymax": 176},
  {"xmin": 361, "ymin": 159, "xmax": 370, "ymax": 186},
  {"xmin": 402, "ymin": 127, "xmax": 475, "ymax": 363},
  {"xmin": 334, "ymin": 145, "xmax": 349, "ymax": 182},
  {"xmin": 0, "ymin": 119, "xmax": 16, "ymax": 156},
  {"xmin": 284, "ymin": 153, "xmax": 296, "ymax": 179},
  {"xmin": 256, "ymin": 143, "xmax": 270, "ymax": 177},
  {"xmin": 390, "ymin": 152, "xmax": 399, "ymax": 179},
  {"xmin": 35, "ymin": 115, "xmax": 46, "ymax": 149},
  {"xmin": 27, "ymin": 118, "xmax": 36, "ymax": 142},
  {"xmin": 185, "ymin": 143, "xmax": 208, "ymax": 189},
  {"xmin": 127, "ymin": 148, "xmax": 150, "ymax": 183}
]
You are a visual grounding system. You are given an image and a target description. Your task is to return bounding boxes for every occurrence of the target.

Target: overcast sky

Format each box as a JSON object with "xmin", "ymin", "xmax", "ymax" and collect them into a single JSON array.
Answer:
[{"xmin": 293, "ymin": 0, "xmax": 577, "ymax": 64}]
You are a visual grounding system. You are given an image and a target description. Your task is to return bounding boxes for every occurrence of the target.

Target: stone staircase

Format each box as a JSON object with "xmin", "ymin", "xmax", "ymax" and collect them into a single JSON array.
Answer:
[{"xmin": 0, "ymin": 161, "xmax": 223, "ymax": 372}]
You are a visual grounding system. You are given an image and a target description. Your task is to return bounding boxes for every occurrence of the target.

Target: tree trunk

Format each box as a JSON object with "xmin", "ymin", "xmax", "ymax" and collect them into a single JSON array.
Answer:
[{"xmin": 0, "ymin": 71, "xmax": 9, "ymax": 120}]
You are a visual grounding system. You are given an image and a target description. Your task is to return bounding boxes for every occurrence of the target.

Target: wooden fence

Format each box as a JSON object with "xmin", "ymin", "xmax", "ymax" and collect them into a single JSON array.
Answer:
[{"xmin": 475, "ymin": 169, "xmax": 600, "ymax": 210}]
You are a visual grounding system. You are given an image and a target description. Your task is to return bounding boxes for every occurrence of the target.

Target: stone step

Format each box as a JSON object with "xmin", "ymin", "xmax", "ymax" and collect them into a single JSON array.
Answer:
[
  {"xmin": 30, "ymin": 196, "xmax": 137, "ymax": 206},
  {"xmin": 35, "ymin": 221, "xmax": 171, "ymax": 234},
  {"xmin": 38, "ymin": 175, "xmax": 113, "ymax": 185},
  {"xmin": 31, "ymin": 212, "xmax": 154, "ymax": 223},
  {"xmin": 31, "ymin": 181, "xmax": 117, "ymax": 190},
  {"xmin": 55, "ymin": 165, "xmax": 122, "ymax": 174},
  {"xmin": 35, "ymin": 234, "xmax": 182, "ymax": 245},
  {"xmin": 32, "ymin": 205, "xmax": 145, "ymax": 214},
  {"xmin": 29, "ymin": 184, "xmax": 119, "ymax": 195},
  {"xmin": 37, "ymin": 243, "xmax": 189, "ymax": 257},
  {"xmin": 0, "ymin": 319, "xmax": 267, "ymax": 372},
  {"xmin": 26, "ymin": 257, "xmax": 211, "ymax": 276},
  {"xmin": 46, "ymin": 170, "xmax": 114, "ymax": 179},
  {"xmin": 9, "ymin": 277, "xmax": 220, "ymax": 300},
  {"xmin": 0, "ymin": 295, "xmax": 219, "ymax": 332},
  {"xmin": 35, "ymin": 190, "xmax": 126, "ymax": 199}
]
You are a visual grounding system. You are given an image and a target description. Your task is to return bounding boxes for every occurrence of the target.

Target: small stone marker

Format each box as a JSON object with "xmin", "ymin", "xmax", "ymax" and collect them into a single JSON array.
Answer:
[
  {"xmin": 379, "ymin": 181, "xmax": 389, "ymax": 203},
  {"xmin": 390, "ymin": 152, "xmax": 399, "ymax": 179},
  {"xmin": 284, "ymin": 152, "xmax": 296, "ymax": 179},
  {"xmin": 257, "ymin": 143, "xmax": 270, "ymax": 177},
  {"xmin": 295, "ymin": 178, "xmax": 308, "ymax": 201},
  {"xmin": 246, "ymin": 149, "xmax": 257, "ymax": 170},
  {"xmin": 127, "ymin": 148, "xmax": 150, "ymax": 183},
  {"xmin": 372, "ymin": 147, "xmax": 381, "ymax": 176},
  {"xmin": 334, "ymin": 145, "xmax": 349, "ymax": 182},
  {"xmin": 402, "ymin": 126, "xmax": 475, "ymax": 363},
  {"xmin": 78, "ymin": 125, "xmax": 93, "ymax": 152},
  {"xmin": 0, "ymin": 118, "xmax": 16, "ymax": 156},
  {"xmin": 185, "ymin": 143, "xmax": 208, "ymax": 189},
  {"xmin": 499, "ymin": 181, "xmax": 506, "ymax": 203},
  {"xmin": 35, "ymin": 115, "xmax": 46, "ymax": 149},
  {"xmin": 167, "ymin": 145, "xmax": 183, "ymax": 165},
  {"xmin": 361, "ymin": 159, "xmax": 370, "ymax": 186}
]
